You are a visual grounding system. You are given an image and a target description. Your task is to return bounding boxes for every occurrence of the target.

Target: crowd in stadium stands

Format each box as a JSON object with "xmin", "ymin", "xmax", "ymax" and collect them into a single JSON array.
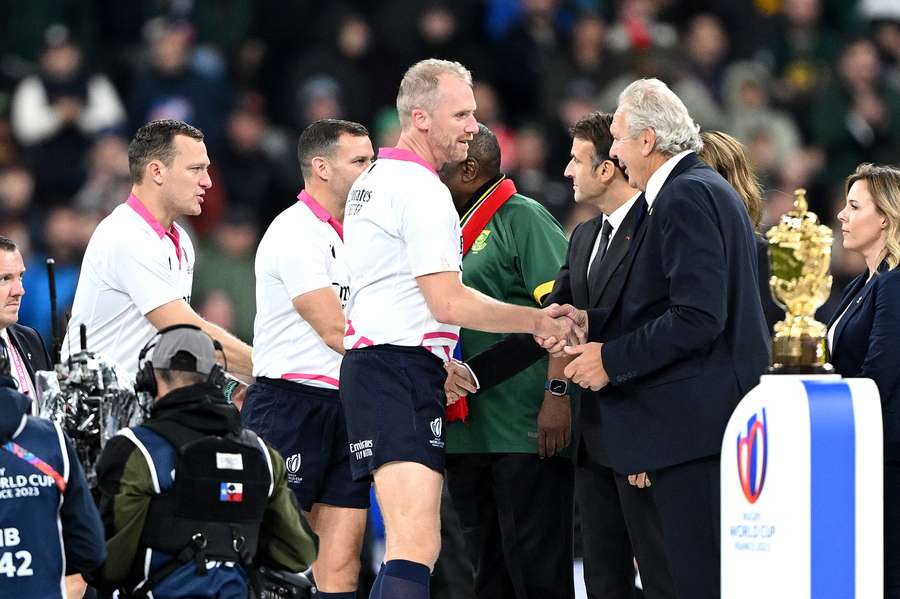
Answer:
[{"xmin": 0, "ymin": 0, "xmax": 898, "ymax": 341}]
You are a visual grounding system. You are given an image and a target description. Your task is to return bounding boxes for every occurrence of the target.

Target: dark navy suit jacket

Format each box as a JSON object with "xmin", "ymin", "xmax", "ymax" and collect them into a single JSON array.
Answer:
[
  {"xmin": 828, "ymin": 263, "xmax": 900, "ymax": 462},
  {"xmin": 587, "ymin": 153, "xmax": 770, "ymax": 473},
  {"xmin": 8, "ymin": 323, "xmax": 52, "ymax": 385}
]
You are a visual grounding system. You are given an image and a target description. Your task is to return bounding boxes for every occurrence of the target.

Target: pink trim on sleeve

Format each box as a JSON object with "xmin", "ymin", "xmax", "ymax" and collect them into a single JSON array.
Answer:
[{"xmin": 421, "ymin": 332, "xmax": 460, "ymax": 343}]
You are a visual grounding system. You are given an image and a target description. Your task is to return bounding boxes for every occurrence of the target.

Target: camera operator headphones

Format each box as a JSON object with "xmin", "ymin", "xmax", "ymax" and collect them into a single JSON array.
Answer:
[{"xmin": 134, "ymin": 324, "xmax": 227, "ymax": 396}]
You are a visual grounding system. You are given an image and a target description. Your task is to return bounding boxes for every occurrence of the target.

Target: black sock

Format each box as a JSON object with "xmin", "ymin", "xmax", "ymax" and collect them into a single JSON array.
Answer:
[{"xmin": 376, "ymin": 559, "xmax": 430, "ymax": 599}]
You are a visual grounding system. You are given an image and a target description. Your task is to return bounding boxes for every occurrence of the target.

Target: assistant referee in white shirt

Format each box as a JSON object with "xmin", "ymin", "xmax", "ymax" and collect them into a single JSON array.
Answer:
[
  {"xmin": 63, "ymin": 119, "xmax": 252, "ymax": 380},
  {"xmin": 242, "ymin": 119, "xmax": 375, "ymax": 599}
]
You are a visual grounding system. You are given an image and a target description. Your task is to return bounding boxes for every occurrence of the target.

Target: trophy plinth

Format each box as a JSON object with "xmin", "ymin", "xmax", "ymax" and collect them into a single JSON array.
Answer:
[{"xmin": 766, "ymin": 188, "xmax": 834, "ymax": 374}]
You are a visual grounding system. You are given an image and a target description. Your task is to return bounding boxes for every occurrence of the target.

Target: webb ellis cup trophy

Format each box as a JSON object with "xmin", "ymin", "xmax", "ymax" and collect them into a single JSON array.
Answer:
[
  {"xmin": 721, "ymin": 189, "xmax": 882, "ymax": 599},
  {"xmin": 766, "ymin": 189, "xmax": 833, "ymax": 373}
]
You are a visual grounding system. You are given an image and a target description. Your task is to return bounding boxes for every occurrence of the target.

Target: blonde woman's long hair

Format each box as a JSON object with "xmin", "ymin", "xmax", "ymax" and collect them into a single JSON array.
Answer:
[
  {"xmin": 845, "ymin": 163, "xmax": 900, "ymax": 270},
  {"xmin": 698, "ymin": 131, "xmax": 764, "ymax": 231}
]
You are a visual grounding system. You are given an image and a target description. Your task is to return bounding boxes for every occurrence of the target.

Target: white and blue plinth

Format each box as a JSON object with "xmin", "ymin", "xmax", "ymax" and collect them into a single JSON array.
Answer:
[{"xmin": 721, "ymin": 375, "xmax": 883, "ymax": 599}]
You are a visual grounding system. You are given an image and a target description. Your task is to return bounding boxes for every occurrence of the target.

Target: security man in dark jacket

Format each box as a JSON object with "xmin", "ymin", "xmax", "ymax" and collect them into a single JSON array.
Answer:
[
  {"xmin": 0, "ymin": 337, "xmax": 106, "ymax": 598},
  {"xmin": 94, "ymin": 324, "xmax": 315, "ymax": 598}
]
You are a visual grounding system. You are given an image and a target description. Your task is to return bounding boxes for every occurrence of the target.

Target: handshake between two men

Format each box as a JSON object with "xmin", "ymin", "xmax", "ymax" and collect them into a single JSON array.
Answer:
[{"xmin": 445, "ymin": 304, "xmax": 609, "ymax": 404}]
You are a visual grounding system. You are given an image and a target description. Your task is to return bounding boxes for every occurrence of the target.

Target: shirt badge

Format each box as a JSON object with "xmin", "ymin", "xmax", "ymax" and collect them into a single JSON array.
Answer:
[{"xmin": 471, "ymin": 230, "xmax": 491, "ymax": 254}]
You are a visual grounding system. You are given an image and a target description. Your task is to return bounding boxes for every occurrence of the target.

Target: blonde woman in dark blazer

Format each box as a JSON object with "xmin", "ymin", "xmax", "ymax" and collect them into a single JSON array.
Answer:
[{"xmin": 828, "ymin": 163, "xmax": 900, "ymax": 598}]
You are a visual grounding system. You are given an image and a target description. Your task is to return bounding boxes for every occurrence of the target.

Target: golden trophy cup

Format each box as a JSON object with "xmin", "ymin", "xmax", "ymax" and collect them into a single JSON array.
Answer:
[{"xmin": 766, "ymin": 188, "xmax": 835, "ymax": 373}]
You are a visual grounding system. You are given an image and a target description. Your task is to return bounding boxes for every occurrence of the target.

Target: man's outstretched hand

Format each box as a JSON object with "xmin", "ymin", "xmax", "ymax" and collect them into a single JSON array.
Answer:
[{"xmin": 534, "ymin": 304, "xmax": 587, "ymax": 356}]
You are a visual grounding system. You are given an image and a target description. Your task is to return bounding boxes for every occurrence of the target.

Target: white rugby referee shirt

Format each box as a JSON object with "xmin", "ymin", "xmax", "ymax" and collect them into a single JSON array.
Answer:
[{"xmin": 343, "ymin": 147, "xmax": 462, "ymax": 361}]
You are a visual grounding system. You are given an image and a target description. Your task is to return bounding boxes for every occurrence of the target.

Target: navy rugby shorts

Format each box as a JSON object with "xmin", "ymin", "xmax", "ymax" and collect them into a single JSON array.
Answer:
[
  {"xmin": 340, "ymin": 345, "xmax": 447, "ymax": 481},
  {"xmin": 241, "ymin": 377, "xmax": 370, "ymax": 512}
]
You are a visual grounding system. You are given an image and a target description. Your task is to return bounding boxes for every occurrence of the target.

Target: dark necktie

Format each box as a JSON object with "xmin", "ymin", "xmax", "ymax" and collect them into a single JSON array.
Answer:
[{"xmin": 588, "ymin": 219, "xmax": 614, "ymax": 284}]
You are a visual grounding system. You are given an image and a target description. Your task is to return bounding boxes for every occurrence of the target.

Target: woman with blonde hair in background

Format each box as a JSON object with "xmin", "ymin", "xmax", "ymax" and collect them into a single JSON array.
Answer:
[
  {"xmin": 699, "ymin": 130, "xmax": 783, "ymax": 328},
  {"xmin": 827, "ymin": 163, "xmax": 900, "ymax": 598}
]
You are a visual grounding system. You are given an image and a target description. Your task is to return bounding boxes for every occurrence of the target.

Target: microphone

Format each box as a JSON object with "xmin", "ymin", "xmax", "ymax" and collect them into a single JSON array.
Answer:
[{"xmin": 46, "ymin": 258, "xmax": 60, "ymax": 364}]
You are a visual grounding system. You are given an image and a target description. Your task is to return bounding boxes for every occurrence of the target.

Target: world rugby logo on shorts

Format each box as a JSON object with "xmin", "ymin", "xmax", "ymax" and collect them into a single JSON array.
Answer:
[
  {"xmin": 285, "ymin": 453, "xmax": 301, "ymax": 474},
  {"xmin": 430, "ymin": 417, "xmax": 443, "ymax": 439}
]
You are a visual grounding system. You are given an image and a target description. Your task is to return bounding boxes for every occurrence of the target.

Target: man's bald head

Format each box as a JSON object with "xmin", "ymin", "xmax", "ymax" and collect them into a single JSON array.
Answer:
[
  {"xmin": 466, "ymin": 123, "xmax": 501, "ymax": 179},
  {"xmin": 438, "ymin": 123, "xmax": 504, "ymax": 210}
]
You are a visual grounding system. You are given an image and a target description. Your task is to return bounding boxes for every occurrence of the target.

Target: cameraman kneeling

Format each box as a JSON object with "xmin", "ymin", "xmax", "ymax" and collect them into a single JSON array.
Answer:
[{"xmin": 94, "ymin": 325, "xmax": 315, "ymax": 598}]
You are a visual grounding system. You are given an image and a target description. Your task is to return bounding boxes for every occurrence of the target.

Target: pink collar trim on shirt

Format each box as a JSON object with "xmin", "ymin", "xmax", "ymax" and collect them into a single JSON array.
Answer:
[
  {"xmin": 298, "ymin": 190, "xmax": 343, "ymax": 240},
  {"xmin": 377, "ymin": 147, "xmax": 438, "ymax": 176},
  {"xmin": 126, "ymin": 193, "xmax": 183, "ymax": 267}
]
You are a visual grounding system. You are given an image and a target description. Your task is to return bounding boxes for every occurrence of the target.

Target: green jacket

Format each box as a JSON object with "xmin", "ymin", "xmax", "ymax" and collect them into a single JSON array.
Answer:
[{"xmin": 447, "ymin": 179, "xmax": 571, "ymax": 454}]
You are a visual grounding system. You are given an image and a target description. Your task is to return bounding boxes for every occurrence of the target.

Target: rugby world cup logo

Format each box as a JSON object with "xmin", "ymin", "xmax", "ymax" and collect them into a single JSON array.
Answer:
[
  {"xmin": 736, "ymin": 408, "xmax": 768, "ymax": 504},
  {"xmin": 430, "ymin": 417, "xmax": 443, "ymax": 438},
  {"xmin": 285, "ymin": 453, "xmax": 301, "ymax": 474}
]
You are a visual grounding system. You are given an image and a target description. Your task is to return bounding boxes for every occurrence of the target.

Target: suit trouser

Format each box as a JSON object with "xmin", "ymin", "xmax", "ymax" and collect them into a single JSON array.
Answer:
[
  {"xmin": 886, "ymin": 463, "xmax": 900, "ymax": 598},
  {"xmin": 445, "ymin": 453, "xmax": 575, "ymax": 599},
  {"xmin": 434, "ymin": 482, "xmax": 477, "ymax": 599},
  {"xmin": 616, "ymin": 456, "xmax": 720, "ymax": 599},
  {"xmin": 576, "ymin": 459, "xmax": 640, "ymax": 599}
]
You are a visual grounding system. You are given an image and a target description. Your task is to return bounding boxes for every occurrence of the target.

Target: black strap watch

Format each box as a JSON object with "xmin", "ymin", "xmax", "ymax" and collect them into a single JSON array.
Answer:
[{"xmin": 544, "ymin": 378, "xmax": 569, "ymax": 397}]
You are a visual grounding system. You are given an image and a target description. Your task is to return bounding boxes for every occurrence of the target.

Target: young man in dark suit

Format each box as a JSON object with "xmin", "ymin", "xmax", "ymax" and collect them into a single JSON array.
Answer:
[
  {"xmin": 0, "ymin": 236, "xmax": 52, "ymax": 406},
  {"xmin": 560, "ymin": 79, "xmax": 770, "ymax": 599}
]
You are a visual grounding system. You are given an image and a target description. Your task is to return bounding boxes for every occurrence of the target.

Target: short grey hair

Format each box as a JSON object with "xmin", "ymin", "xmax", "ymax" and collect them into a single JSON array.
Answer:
[
  {"xmin": 618, "ymin": 79, "xmax": 702, "ymax": 156},
  {"xmin": 396, "ymin": 59, "xmax": 473, "ymax": 129}
]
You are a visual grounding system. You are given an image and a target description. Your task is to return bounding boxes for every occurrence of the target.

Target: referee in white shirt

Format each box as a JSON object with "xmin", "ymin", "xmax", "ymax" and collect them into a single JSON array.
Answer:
[
  {"xmin": 63, "ymin": 119, "xmax": 252, "ymax": 380},
  {"xmin": 340, "ymin": 58, "xmax": 584, "ymax": 599},
  {"xmin": 241, "ymin": 119, "xmax": 375, "ymax": 599}
]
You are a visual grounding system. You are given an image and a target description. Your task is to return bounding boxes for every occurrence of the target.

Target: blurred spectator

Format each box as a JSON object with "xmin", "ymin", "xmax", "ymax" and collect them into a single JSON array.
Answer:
[
  {"xmin": 869, "ymin": 17, "xmax": 900, "ymax": 91},
  {"xmin": 219, "ymin": 92, "xmax": 297, "ymax": 228},
  {"xmin": 371, "ymin": 106, "xmax": 401, "ymax": 149},
  {"xmin": 0, "ymin": 117, "xmax": 19, "ymax": 169},
  {"xmin": 282, "ymin": 11, "xmax": 380, "ymax": 129},
  {"xmin": 73, "ymin": 134, "xmax": 131, "ymax": 215},
  {"xmin": 11, "ymin": 25, "xmax": 125, "ymax": 204},
  {"xmin": 296, "ymin": 76, "xmax": 344, "ymax": 130},
  {"xmin": 197, "ymin": 289, "xmax": 236, "ymax": 333},
  {"xmin": 473, "ymin": 80, "xmax": 517, "ymax": 171},
  {"xmin": 682, "ymin": 13, "xmax": 729, "ymax": 104},
  {"xmin": 0, "ymin": 164, "xmax": 34, "ymax": 221},
  {"xmin": 542, "ymin": 10, "xmax": 623, "ymax": 119},
  {"xmin": 193, "ymin": 209, "xmax": 258, "ymax": 343},
  {"xmin": 607, "ymin": 0, "xmax": 678, "ymax": 54},
  {"xmin": 0, "ymin": 0, "xmax": 96, "ymax": 65},
  {"xmin": 508, "ymin": 124, "xmax": 570, "ymax": 222},
  {"xmin": 722, "ymin": 60, "xmax": 802, "ymax": 189},
  {"xmin": 191, "ymin": 0, "xmax": 255, "ymax": 58},
  {"xmin": 128, "ymin": 18, "xmax": 230, "ymax": 150},
  {"xmin": 0, "ymin": 220, "xmax": 30, "ymax": 258},
  {"xmin": 761, "ymin": 0, "xmax": 840, "ymax": 135},
  {"xmin": 598, "ymin": 48, "xmax": 725, "ymax": 130},
  {"xmin": 494, "ymin": 0, "xmax": 566, "ymax": 125},
  {"xmin": 407, "ymin": 2, "xmax": 492, "ymax": 86},
  {"xmin": 544, "ymin": 79, "xmax": 598, "ymax": 178},
  {"xmin": 811, "ymin": 38, "xmax": 900, "ymax": 187},
  {"xmin": 19, "ymin": 205, "xmax": 94, "ymax": 344}
]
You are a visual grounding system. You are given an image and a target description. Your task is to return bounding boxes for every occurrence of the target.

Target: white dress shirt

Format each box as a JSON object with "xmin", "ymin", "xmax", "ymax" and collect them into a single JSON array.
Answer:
[
  {"xmin": 587, "ymin": 192, "xmax": 642, "ymax": 278},
  {"xmin": 644, "ymin": 150, "xmax": 693, "ymax": 211}
]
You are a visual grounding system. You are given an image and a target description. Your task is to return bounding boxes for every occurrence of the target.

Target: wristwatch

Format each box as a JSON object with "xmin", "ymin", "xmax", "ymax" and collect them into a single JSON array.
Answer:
[{"xmin": 544, "ymin": 378, "xmax": 569, "ymax": 397}]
